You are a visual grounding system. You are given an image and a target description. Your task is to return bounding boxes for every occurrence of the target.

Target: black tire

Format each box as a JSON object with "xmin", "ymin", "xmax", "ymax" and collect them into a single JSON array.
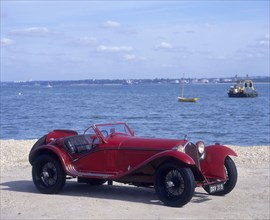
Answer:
[
  {"xmin": 32, "ymin": 154, "xmax": 66, "ymax": 194},
  {"xmin": 78, "ymin": 177, "xmax": 107, "ymax": 186},
  {"xmin": 204, "ymin": 156, "xmax": 237, "ymax": 195},
  {"xmin": 154, "ymin": 162, "xmax": 195, "ymax": 207}
]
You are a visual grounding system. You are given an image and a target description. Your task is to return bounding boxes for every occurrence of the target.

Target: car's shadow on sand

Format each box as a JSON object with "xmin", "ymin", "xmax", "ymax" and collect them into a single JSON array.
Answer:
[{"xmin": 0, "ymin": 180, "xmax": 211, "ymax": 206}]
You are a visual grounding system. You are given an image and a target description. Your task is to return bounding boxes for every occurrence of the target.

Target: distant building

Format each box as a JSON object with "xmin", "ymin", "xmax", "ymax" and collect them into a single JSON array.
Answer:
[
  {"xmin": 200, "ymin": 79, "xmax": 209, "ymax": 83},
  {"xmin": 123, "ymin": 79, "xmax": 133, "ymax": 85},
  {"xmin": 191, "ymin": 79, "xmax": 199, "ymax": 83},
  {"xmin": 171, "ymin": 79, "xmax": 180, "ymax": 84},
  {"xmin": 222, "ymin": 78, "xmax": 233, "ymax": 82}
]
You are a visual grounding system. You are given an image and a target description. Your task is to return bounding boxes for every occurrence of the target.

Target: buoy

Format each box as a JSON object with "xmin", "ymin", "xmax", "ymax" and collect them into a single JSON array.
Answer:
[{"xmin": 18, "ymin": 92, "xmax": 21, "ymax": 95}]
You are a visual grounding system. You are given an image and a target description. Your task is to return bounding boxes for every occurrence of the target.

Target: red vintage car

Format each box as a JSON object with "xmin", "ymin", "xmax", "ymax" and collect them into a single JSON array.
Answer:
[{"xmin": 29, "ymin": 122, "xmax": 237, "ymax": 207}]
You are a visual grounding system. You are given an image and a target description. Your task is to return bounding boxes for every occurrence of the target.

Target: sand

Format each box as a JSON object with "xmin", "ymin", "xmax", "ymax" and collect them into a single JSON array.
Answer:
[{"xmin": 0, "ymin": 140, "xmax": 269, "ymax": 219}]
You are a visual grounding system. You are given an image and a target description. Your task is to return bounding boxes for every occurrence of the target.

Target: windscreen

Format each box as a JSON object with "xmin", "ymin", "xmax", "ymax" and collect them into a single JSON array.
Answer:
[{"xmin": 96, "ymin": 123, "xmax": 132, "ymax": 138}]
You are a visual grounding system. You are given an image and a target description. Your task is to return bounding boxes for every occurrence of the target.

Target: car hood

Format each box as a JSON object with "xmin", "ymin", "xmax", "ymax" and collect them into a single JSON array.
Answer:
[{"xmin": 117, "ymin": 136, "xmax": 186, "ymax": 151}]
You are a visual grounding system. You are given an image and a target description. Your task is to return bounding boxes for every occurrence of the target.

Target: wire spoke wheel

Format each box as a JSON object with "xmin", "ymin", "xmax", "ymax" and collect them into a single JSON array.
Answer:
[
  {"xmin": 155, "ymin": 162, "xmax": 195, "ymax": 207},
  {"xmin": 32, "ymin": 155, "xmax": 66, "ymax": 194},
  {"xmin": 41, "ymin": 162, "xmax": 58, "ymax": 186},
  {"xmin": 164, "ymin": 169, "xmax": 185, "ymax": 197}
]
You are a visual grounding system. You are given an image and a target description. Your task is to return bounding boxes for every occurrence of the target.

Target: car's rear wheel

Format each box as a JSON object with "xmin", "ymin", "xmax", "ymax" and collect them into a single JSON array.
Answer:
[
  {"xmin": 154, "ymin": 162, "xmax": 195, "ymax": 207},
  {"xmin": 32, "ymin": 154, "xmax": 66, "ymax": 194},
  {"xmin": 203, "ymin": 156, "xmax": 237, "ymax": 195}
]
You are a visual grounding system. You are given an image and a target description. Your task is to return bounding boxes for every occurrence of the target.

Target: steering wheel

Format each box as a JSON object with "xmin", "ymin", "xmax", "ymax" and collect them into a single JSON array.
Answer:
[
  {"xmin": 90, "ymin": 136, "xmax": 96, "ymax": 148},
  {"xmin": 100, "ymin": 130, "xmax": 109, "ymax": 138}
]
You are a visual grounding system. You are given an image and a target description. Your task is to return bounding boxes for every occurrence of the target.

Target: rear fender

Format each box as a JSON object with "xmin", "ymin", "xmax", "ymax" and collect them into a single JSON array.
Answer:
[
  {"xmin": 29, "ymin": 145, "xmax": 74, "ymax": 176},
  {"xmin": 200, "ymin": 145, "xmax": 237, "ymax": 180},
  {"xmin": 46, "ymin": 130, "xmax": 78, "ymax": 144}
]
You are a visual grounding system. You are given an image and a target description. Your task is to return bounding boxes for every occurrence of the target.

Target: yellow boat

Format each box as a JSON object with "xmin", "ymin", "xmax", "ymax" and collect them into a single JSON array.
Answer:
[
  {"xmin": 177, "ymin": 75, "xmax": 198, "ymax": 102},
  {"xmin": 178, "ymin": 97, "xmax": 198, "ymax": 102}
]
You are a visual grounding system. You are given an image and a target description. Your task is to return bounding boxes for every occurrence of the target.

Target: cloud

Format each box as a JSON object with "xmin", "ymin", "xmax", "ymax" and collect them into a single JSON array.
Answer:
[
  {"xmin": 97, "ymin": 45, "xmax": 133, "ymax": 52},
  {"xmin": 102, "ymin": 20, "xmax": 121, "ymax": 28},
  {"xmin": 10, "ymin": 27, "xmax": 49, "ymax": 36},
  {"xmin": 122, "ymin": 54, "xmax": 147, "ymax": 61},
  {"xmin": 153, "ymin": 42, "xmax": 192, "ymax": 57},
  {"xmin": 155, "ymin": 42, "xmax": 173, "ymax": 50},
  {"xmin": 258, "ymin": 34, "xmax": 270, "ymax": 46},
  {"xmin": 236, "ymin": 34, "xmax": 270, "ymax": 59},
  {"xmin": 161, "ymin": 63, "xmax": 175, "ymax": 68},
  {"xmin": 101, "ymin": 20, "xmax": 137, "ymax": 35},
  {"xmin": 77, "ymin": 37, "xmax": 97, "ymax": 45},
  {"xmin": 1, "ymin": 38, "xmax": 15, "ymax": 46},
  {"xmin": 207, "ymin": 55, "xmax": 227, "ymax": 60}
]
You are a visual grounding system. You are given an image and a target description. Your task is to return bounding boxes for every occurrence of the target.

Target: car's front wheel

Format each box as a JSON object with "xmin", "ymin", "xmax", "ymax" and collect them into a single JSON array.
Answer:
[
  {"xmin": 203, "ymin": 156, "xmax": 237, "ymax": 195},
  {"xmin": 32, "ymin": 154, "xmax": 66, "ymax": 194},
  {"xmin": 154, "ymin": 162, "xmax": 195, "ymax": 207}
]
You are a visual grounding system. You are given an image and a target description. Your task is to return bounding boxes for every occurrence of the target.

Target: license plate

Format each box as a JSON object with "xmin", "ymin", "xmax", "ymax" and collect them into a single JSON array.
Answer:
[{"xmin": 209, "ymin": 183, "xmax": 224, "ymax": 193}]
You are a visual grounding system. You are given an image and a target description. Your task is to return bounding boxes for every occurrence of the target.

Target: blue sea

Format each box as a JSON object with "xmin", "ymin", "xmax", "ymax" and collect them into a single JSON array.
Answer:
[{"xmin": 1, "ymin": 83, "xmax": 269, "ymax": 146}]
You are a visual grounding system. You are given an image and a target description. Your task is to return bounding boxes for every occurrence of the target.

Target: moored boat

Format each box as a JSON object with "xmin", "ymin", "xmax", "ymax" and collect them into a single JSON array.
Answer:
[
  {"xmin": 178, "ymin": 97, "xmax": 198, "ymax": 102},
  {"xmin": 177, "ymin": 74, "xmax": 198, "ymax": 102},
  {"xmin": 228, "ymin": 80, "xmax": 258, "ymax": 98}
]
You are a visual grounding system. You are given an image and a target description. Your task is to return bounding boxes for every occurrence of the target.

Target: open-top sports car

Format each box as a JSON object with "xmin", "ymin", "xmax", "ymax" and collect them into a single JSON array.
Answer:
[{"xmin": 29, "ymin": 122, "xmax": 237, "ymax": 207}]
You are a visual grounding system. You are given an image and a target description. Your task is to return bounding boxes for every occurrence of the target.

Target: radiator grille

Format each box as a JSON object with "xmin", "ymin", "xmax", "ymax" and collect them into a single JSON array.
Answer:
[{"xmin": 184, "ymin": 142, "xmax": 200, "ymax": 169}]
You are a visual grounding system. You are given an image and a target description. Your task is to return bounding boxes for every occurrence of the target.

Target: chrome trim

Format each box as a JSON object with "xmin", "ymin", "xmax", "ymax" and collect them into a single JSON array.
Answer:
[
  {"xmin": 183, "ymin": 141, "xmax": 192, "ymax": 150},
  {"xmin": 65, "ymin": 164, "xmax": 114, "ymax": 179},
  {"xmin": 200, "ymin": 152, "xmax": 206, "ymax": 160}
]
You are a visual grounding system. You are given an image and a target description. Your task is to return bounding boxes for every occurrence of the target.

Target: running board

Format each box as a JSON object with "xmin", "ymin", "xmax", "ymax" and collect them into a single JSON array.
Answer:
[{"xmin": 65, "ymin": 164, "xmax": 115, "ymax": 179}]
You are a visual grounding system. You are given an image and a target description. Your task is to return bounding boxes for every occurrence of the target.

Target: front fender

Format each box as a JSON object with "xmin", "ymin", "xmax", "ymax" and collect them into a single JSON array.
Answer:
[
  {"xmin": 147, "ymin": 150, "xmax": 196, "ymax": 166},
  {"xmin": 29, "ymin": 145, "xmax": 74, "ymax": 176},
  {"xmin": 112, "ymin": 150, "xmax": 196, "ymax": 180},
  {"xmin": 200, "ymin": 145, "xmax": 237, "ymax": 180}
]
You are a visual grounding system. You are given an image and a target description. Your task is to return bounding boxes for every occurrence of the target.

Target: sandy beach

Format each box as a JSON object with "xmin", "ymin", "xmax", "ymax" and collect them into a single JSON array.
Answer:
[{"xmin": 0, "ymin": 140, "xmax": 269, "ymax": 219}]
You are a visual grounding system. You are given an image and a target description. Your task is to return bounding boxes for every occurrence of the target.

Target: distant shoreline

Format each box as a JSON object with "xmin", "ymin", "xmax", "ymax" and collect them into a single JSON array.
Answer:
[
  {"xmin": 1, "ymin": 76, "xmax": 269, "ymax": 86},
  {"xmin": 1, "ymin": 82, "xmax": 270, "ymax": 85}
]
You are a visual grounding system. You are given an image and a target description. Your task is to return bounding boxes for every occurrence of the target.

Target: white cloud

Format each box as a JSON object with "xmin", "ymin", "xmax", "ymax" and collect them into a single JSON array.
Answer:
[
  {"xmin": 78, "ymin": 37, "xmax": 97, "ymax": 45},
  {"xmin": 122, "ymin": 54, "xmax": 147, "ymax": 61},
  {"xmin": 207, "ymin": 55, "xmax": 227, "ymax": 60},
  {"xmin": 236, "ymin": 33, "xmax": 270, "ymax": 59},
  {"xmin": 103, "ymin": 20, "xmax": 121, "ymax": 28},
  {"xmin": 154, "ymin": 42, "xmax": 173, "ymax": 50},
  {"xmin": 97, "ymin": 45, "xmax": 133, "ymax": 52},
  {"xmin": 1, "ymin": 38, "xmax": 15, "ymax": 46},
  {"xmin": 10, "ymin": 27, "xmax": 49, "ymax": 36},
  {"xmin": 161, "ymin": 63, "xmax": 175, "ymax": 68},
  {"xmin": 259, "ymin": 34, "xmax": 270, "ymax": 46}
]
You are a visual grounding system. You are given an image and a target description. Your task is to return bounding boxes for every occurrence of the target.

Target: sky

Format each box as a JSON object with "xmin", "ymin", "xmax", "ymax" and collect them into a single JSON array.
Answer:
[{"xmin": 1, "ymin": 0, "xmax": 269, "ymax": 81}]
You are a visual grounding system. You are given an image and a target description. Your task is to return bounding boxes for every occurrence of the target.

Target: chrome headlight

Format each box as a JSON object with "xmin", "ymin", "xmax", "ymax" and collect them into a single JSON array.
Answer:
[{"xmin": 196, "ymin": 141, "xmax": 205, "ymax": 154}]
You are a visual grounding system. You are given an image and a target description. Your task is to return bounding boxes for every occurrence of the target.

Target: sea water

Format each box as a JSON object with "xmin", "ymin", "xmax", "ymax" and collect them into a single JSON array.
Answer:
[{"xmin": 1, "ymin": 83, "xmax": 269, "ymax": 146}]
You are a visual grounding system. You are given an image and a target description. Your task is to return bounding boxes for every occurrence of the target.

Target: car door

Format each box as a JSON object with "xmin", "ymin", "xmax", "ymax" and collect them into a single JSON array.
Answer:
[{"xmin": 74, "ymin": 148, "xmax": 105, "ymax": 173}]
